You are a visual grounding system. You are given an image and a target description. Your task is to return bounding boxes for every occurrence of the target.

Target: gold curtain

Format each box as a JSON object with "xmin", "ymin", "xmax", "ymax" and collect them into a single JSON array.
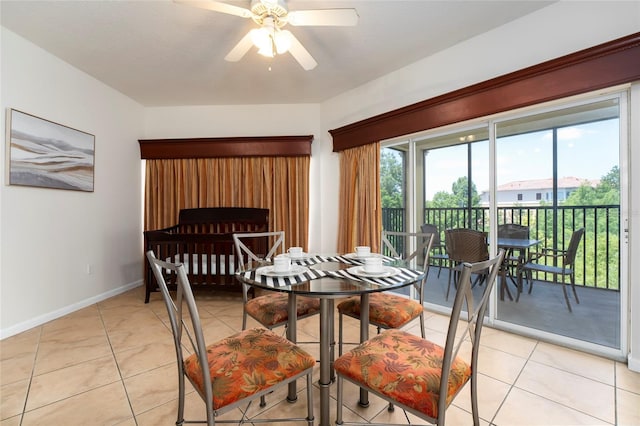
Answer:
[
  {"xmin": 144, "ymin": 156, "xmax": 310, "ymax": 249},
  {"xmin": 337, "ymin": 142, "xmax": 382, "ymax": 254}
]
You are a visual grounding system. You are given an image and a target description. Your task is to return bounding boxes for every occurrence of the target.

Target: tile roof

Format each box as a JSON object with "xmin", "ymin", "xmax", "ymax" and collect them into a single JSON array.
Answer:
[{"xmin": 497, "ymin": 176, "xmax": 599, "ymax": 191}]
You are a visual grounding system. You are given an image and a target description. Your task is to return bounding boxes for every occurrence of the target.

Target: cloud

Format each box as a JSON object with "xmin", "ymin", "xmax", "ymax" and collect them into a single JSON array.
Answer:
[{"xmin": 558, "ymin": 127, "xmax": 585, "ymax": 139}]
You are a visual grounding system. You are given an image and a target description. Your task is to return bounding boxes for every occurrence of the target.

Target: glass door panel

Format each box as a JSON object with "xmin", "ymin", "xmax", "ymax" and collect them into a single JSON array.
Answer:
[
  {"xmin": 416, "ymin": 127, "xmax": 489, "ymax": 309},
  {"xmin": 494, "ymin": 98, "xmax": 621, "ymax": 349}
]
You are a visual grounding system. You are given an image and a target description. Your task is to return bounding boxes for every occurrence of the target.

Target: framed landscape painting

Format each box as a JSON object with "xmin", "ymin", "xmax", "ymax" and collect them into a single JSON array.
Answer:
[{"xmin": 6, "ymin": 109, "xmax": 95, "ymax": 192}]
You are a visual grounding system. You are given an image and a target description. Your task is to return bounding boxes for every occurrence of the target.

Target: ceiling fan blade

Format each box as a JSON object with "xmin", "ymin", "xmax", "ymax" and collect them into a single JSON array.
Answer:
[
  {"xmin": 283, "ymin": 30, "xmax": 317, "ymax": 70},
  {"xmin": 174, "ymin": 0, "xmax": 253, "ymax": 18},
  {"xmin": 287, "ymin": 9, "xmax": 358, "ymax": 26},
  {"xmin": 224, "ymin": 30, "xmax": 256, "ymax": 62}
]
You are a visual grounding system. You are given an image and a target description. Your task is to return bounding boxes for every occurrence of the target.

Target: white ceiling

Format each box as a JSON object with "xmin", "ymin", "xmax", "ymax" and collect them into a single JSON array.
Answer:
[{"xmin": 0, "ymin": 0, "xmax": 555, "ymax": 107}]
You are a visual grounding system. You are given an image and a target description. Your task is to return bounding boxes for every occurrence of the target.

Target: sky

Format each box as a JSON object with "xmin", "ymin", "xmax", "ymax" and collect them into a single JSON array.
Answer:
[{"xmin": 421, "ymin": 119, "xmax": 619, "ymax": 200}]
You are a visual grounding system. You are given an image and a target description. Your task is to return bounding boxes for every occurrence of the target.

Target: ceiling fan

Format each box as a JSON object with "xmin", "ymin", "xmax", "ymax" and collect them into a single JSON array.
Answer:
[{"xmin": 176, "ymin": 0, "xmax": 358, "ymax": 70}]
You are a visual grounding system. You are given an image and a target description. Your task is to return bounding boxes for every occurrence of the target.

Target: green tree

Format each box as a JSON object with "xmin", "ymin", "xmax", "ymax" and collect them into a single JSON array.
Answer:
[
  {"xmin": 564, "ymin": 166, "xmax": 619, "ymax": 206},
  {"xmin": 562, "ymin": 165, "xmax": 620, "ymax": 289},
  {"xmin": 380, "ymin": 149, "xmax": 404, "ymax": 208},
  {"xmin": 426, "ymin": 176, "xmax": 480, "ymax": 207},
  {"xmin": 429, "ymin": 191, "xmax": 457, "ymax": 208}
]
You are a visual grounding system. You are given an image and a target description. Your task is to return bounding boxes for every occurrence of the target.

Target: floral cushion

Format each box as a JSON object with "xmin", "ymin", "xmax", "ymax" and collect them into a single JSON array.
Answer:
[
  {"xmin": 183, "ymin": 327, "xmax": 316, "ymax": 410},
  {"xmin": 337, "ymin": 292, "xmax": 423, "ymax": 329},
  {"xmin": 246, "ymin": 293, "xmax": 320, "ymax": 327},
  {"xmin": 334, "ymin": 329, "xmax": 471, "ymax": 419}
]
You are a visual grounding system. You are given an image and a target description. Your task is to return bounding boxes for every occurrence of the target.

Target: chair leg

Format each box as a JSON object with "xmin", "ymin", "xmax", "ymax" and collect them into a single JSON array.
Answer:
[
  {"xmin": 306, "ymin": 372, "xmax": 315, "ymax": 425},
  {"xmin": 446, "ymin": 268, "xmax": 454, "ymax": 300},
  {"xmin": 470, "ymin": 373, "xmax": 480, "ymax": 426},
  {"xmin": 338, "ymin": 312, "xmax": 344, "ymax": 356},
  {"xmin": 242, "ymin": 309, "xmax": 248, "ymax": 330},
  {"xmin": 419, "ymin": 311, "xmax": 425, "ymax": 339},
  {"xmin": 516, "ymin": 268, "xmax": 523, "ymax": 302},
  {"xmin": 560, "ymin": 274, "xmax": 573, "ymax": 313},
  {"xmin": 571, "ymin": 274, "xmax": 580, "ymax": 304},
  {"xmin": 176, "ymin": 370, "xmax": 186, "ymax": 426},
  {"xmin": 336, "ymin": 376, "xmax": 344, "ymax": 425}
]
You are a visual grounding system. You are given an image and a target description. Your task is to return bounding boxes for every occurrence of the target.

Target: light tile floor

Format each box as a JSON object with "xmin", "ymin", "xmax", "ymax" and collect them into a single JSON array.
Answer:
[{"xmin": 1, "ymin": 286, "xmax": 639, "ymax": 425}]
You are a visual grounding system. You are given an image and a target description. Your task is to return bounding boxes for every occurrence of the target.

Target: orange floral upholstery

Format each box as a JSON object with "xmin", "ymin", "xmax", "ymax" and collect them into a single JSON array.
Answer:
[
  {"xmin": 245, "ymin": 293, "xmax": 320, "ymax": 327},
  {"xmin": 183, "ymin": 327, "xmax": 316, "ymax": 410},
  {"xmin": 337, "ymin": 292, "xmax": 423, "ymax": 329},
  {"xmin": 334, "ymin": 329, "xmax": 471, "ymax": 418}
]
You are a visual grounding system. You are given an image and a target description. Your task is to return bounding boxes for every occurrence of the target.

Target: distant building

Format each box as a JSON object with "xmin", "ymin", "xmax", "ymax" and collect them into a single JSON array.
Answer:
[{"xmin": 479, "ymin": 177, "xmax": 599, "ymax": 206}]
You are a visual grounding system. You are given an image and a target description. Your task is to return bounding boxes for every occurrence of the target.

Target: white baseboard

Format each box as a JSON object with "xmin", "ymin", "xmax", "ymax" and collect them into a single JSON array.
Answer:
[{"xmin": 0, "ymin": 280, "xmax": 143, "ymax": 340}]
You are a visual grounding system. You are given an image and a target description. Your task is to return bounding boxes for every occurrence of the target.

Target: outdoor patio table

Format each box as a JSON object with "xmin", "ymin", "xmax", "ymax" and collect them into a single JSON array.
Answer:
[
  {"xmin": 495, "ymin": 238, "xmax": 541, "ymax": 300},
  {"xmin": 236, "ymin": 254, "xmax": 426, "ymax": 426}
]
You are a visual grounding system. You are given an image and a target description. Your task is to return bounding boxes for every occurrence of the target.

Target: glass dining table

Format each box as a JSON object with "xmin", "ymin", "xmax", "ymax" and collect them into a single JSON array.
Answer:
[{"xmin": 235, "ymin": 253, "xmax": 427, "ymax": 426}]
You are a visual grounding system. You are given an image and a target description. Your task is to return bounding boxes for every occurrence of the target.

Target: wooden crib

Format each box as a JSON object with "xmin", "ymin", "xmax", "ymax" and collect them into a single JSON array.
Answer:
[{"xmin": 143, "ymin": 207, "xmax": 269, "ymax": 303}]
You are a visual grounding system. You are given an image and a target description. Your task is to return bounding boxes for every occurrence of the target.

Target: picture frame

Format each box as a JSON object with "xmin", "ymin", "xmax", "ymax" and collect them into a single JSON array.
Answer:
[{"xmin": 6, "ymin": 109, "xmax": 95, "ymax": 192}]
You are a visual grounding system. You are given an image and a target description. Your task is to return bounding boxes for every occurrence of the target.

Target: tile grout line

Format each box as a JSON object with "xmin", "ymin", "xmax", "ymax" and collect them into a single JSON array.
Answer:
[
  {"xmin": 488, "ymin": 339, "xmax": 540, "ymax": 426},
  {"xmin": 17, "ymin": 325, "xmax": 42, "ymax": 425},
  {"xmin": 96, "ymin": 300, "xmax": 139, "ymax": 426}
]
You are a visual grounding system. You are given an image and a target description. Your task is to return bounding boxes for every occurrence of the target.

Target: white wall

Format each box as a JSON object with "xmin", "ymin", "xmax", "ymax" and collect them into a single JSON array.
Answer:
[{"xmin": 0, "ymin": 28, "xmax": 144, "ymax": 337}]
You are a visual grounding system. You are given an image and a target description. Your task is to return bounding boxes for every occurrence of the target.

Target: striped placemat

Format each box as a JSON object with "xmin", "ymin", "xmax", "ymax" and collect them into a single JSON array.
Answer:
[{"xmin": 238, "ymin": 265, "xmax": 423, "ymax": 288}]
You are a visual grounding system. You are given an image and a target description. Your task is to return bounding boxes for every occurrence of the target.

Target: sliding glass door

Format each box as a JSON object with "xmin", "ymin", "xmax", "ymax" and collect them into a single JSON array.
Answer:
[
  {"xmin": 494, "ymin": 96, "xmax": 622, "ymax": 349},
  {"xmin": 381, "ymin": 90, "xmax": 628, "ymax": 356}
]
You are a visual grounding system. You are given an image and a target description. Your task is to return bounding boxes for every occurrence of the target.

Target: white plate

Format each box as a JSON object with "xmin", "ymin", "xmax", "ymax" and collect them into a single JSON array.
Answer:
[
  {"xmin": 283, "ymin": 253, "xmax": 314, "ymax": 260},
  {"xmin": 346, "ymin": 265, "xmax": 399, "ymax": 278},
  {"xmin": 257, "ymin": 265, "xmax": 309, "ymax": 277},
  {"xmin": 344, "ymin": 252, "xmax": 383, "ymax": 260}
]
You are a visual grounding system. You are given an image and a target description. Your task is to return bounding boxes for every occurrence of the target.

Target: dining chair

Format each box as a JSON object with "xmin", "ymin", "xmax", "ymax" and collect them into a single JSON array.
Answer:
[
  {"xmin": 337, "ymin": 230, "xmax": 435, "ymax": 356},
  {"xmin": 444, "ymin": 228, "xmax": 489, "ymax": 300},
  {"xmin": 497, "ymin": 223, "xmax": 530, "ymax": 288},
  {"xmin": 233, "ymin": 231, "xmax": 320, "ymax": 332},
  {"xmin": 519, "ymin": 227, "xmax": 585, "ymax": 312},
  {"xmin": 421, "ymin": 223, "xmax": 449, "ymax": 278},
  {"xmin": 146, "ymin": 250, "xmax": 316, "ymax": 426},
  {"xmin": 334, "ymin": 249, "xmax": 505, "ymax": 426}
]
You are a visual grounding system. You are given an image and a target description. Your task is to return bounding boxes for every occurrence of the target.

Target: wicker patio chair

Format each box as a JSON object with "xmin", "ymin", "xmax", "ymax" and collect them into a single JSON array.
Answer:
[
  {"xmin": 497, "ymin": 223, "xmax": 530, "ymax": 288},
  {"xmin": 421, "ymin": 223, "xmax": 449, "ymax": 278},
  {"xmin": 519, "ymin": 227, "xmax": 585, "ymax": 312},
  {"xmin": 444, "ymin": 228, "xmax": 489, "ymax": 300}
]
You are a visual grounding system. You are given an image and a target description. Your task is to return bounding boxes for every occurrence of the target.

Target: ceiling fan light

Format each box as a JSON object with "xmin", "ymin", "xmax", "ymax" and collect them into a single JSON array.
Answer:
[
  {"xmin": 250, "ymin": 28, "xmax": 271, "ymax": 50},
  {"xmin": 274, "ymin": 30, "xmax": 291, "ymax": 54},
  {"xmin": 257, "ymin": 44, "xmax": 275, "ymax": 58}
]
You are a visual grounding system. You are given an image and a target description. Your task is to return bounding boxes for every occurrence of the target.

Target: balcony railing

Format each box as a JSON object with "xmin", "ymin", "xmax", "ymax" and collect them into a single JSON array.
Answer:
[{"xmin": 381, "ymin": 205, "xmax": 620, "ymax": 290}]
